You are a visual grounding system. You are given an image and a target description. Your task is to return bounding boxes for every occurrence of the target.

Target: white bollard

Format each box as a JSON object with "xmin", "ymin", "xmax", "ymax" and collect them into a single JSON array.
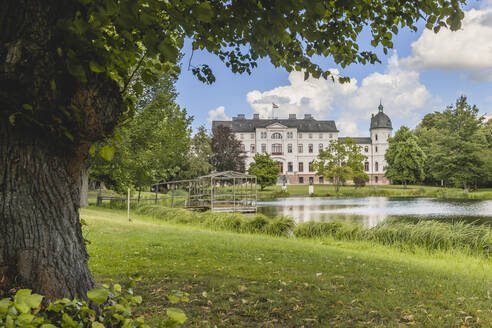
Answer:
[{"xmin": 308, "ymin": 185, "xmax": 314, "ymax": 195}]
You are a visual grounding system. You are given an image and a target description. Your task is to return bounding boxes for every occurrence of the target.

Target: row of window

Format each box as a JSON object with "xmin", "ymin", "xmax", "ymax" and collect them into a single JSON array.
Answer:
[
  {"xmin": 298, "ymin": 177, "xmax": 323, "ymax": 184},
  {"xmin": 364, "ymin": 146, "xmax": 379, "ymax": 153},
  {"xmin": 245, "ymin": 132, "xmax": 334, "ymax": 139},
  {"xmin": 241, "ymin": 132, "xmax": 389, "ymax": 142},
  {"xmin": 249, "ymin": 143, "xmax": 326, "ymax": 154},
  {"xmin": 282, "ymin": 161, "xmax": 380, "ymax": 173}
]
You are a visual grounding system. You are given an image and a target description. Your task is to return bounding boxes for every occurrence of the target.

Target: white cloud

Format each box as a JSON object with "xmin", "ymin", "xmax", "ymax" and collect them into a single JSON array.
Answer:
[
  {"xmin": 246, "ymin": 69, "xmax": 356, "ymax": 119},
  {"xmin": 207, "ymin": 106, "xmax": 230, "ymax": 123},
  {"xmin": 246, "ymin": 53, "xmax": 431, "ymax": 136},
  {"xmin": 402, "ymin": 8, "xmax": 492, "ymax": 81}
]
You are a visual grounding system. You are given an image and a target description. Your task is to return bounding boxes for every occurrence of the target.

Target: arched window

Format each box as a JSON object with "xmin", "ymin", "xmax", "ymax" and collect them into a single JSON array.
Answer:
[
  {"xmin": 375, "ymin": 146, "xmax": 378, "ymax": 153},
  {"xmin": 272, "ymin": 144, "xmax": 282, "ymax": 154},
  {"xmin": 364, "ymin": 146, "xmax": 369, "ymax": 153},
  {"xmin": 375, "ymin": 162, "xmax": 379, "ymax": 172},
  {"xmin": 364, "ymin": 161, "xmax": 369, "ymax": 171},
  {"xmin": 271, "ymin": 132, "xmax": 282, "ymax": 139}
]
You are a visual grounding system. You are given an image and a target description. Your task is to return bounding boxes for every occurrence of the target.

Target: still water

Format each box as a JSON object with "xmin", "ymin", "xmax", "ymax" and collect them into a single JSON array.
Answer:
[{"xmin": 257, "ymin": 197, "xmax": 492, "ymax": 227}]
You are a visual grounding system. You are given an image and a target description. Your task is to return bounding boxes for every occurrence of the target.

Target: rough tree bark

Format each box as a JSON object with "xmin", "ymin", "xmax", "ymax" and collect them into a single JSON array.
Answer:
[
  {"xmin": 80, "ymin": 165, "xmax": 90, "ymax": 208},
  {"xmin": 0, "ymin": 1, "xmax": 124, "ymax": 299}
]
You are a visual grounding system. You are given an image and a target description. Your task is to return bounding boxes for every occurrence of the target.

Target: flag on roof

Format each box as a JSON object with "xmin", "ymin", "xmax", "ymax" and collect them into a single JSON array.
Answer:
[{"xmin": 272, "ymin": 103, "xmax": 279, "ymax": 108}]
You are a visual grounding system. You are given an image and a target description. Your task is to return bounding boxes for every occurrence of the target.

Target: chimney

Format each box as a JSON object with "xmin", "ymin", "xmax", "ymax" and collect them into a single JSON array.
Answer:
[
  {"xmin": 253, "ymin": 113, "xmax": 260, "ymax": 120},
  {"xmin": 237, "ymin": 114, "xmax": 245, "ymax": 120},
  {"xmin": 304, "ymin": 114, "xmax": 312, "ymax": 119},
  {"xmin": 289, "ymin": 114, "xmax": 296, "ymax": 120}
]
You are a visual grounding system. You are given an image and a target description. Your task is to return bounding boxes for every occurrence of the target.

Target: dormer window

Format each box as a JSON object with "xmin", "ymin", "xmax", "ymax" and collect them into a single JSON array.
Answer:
[{"xmin": 272, "ymin": 132, "xmax": 282, "ymax": 139}]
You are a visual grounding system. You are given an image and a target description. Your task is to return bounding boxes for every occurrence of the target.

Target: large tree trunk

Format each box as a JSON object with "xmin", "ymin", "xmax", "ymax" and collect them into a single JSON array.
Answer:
[
  {"xmin": 0, "ymin": 1, "xmax": 124, "ymax": 299},
  {"xmin": 0, "ymin": 121, "xmax": 95, "ymax": 299}
]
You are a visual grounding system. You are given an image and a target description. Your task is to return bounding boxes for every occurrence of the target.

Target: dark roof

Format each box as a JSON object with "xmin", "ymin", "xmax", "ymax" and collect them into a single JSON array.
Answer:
[
  {"xmin": 212, "ymin": 117, "xmax": 338, "ymax": 133},
  {"xmin": 370, "ymin": 104, "xmax": 392, "ymax": 130},
  {"xmin": 338, "ymin": 137, "xmax": 372, "ymax": 144}
]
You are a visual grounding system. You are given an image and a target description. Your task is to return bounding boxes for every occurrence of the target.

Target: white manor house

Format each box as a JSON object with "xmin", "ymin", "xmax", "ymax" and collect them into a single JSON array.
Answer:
[{"xmin": 212, "ymin": 104, "xmax": 393, "ymax": 185}]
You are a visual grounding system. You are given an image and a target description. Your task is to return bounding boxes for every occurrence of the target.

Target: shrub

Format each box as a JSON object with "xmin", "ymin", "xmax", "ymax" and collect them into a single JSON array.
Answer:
[
  {"xmin": 353, "ymin": 176, "xmax": 367, "ymax": 188},
  {"xmin": 0, "ymin": 283, "xmax": 188, "ymax": 327}
]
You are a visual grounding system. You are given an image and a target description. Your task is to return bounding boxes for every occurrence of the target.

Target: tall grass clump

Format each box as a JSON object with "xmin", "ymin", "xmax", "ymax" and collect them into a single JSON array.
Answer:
[
  {"xmin": 134, "ymin": 205, "xmax": 294, "ymax": 237},
  {"xmin": 369, "ymin": 218, "xmax": 492, "ymax": 256},
  {"xmin": 294, "ymin": 221, "xmax": 364, "ymax": 240}
]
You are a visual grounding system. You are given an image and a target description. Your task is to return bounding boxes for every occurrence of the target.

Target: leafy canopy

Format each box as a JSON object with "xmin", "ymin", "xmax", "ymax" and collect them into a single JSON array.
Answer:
[
  {"xmin": 314, "ymin": 138, "xmax": 367, "ymax": 192},
  {"xmin": 90, "ymin": 74, "xmax": 192, "ymax": 192},
  {"xmin": 384, "ymin": 126, "xmax": 426, "ymax": 186},
  {"xmin": 6, "ymin": 0, "xmax": 466, "ymax": 142},
  {"xmin": 210, "ymin": 125, "xmax": 246, "ymax": 172},
  {"xmin": 248, "ymin": 153, "xmax": 280, "ymax": 191},
  {"xmin": 415, "ymin": 96, "xmax": 489, "ymax": 188}
]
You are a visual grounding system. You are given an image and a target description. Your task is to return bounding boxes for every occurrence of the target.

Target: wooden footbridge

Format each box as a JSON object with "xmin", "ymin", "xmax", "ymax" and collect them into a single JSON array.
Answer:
[{"xmin": 151, "ymin": 171, "xmax": 257, "ymax": 213}]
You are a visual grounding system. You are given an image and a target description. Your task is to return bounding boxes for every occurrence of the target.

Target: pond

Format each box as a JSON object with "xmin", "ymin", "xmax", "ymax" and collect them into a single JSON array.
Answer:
[{"xmin": 257, "ymin": 197, "xmax": 492, "ymax": 227}]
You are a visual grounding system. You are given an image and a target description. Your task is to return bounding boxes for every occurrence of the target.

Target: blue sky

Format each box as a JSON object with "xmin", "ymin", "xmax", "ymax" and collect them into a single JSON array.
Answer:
[{"xmin": 175, "ymin": 1, "xmax": 492, "ymax": 136}]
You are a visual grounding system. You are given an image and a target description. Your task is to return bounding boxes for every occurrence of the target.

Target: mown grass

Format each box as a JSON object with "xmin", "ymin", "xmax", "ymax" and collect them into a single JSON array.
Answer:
[{"xmin": 83, "ymin": 206, "xmax": 492, "ymax": 327}]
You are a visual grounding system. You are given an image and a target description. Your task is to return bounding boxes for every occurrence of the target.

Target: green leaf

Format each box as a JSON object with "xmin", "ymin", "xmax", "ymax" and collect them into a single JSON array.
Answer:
[
  {"xmin": 99, "ymin": 145, "xmax": 115, "ymax": 161},
  {"xmin": 14, "ymin": 301, "xmax": 30, "ymax": 314},
  {"xmin": 92, "ymin": 322, "xmax": 105, "ymax": 328},
  {"xmin": 89, "ymin": 61, "xmax": 105, "ymax": 73},
  {"xmin": 168, "ymin": 294, "xmax": 180, "ymax": 304},
  {"xmin": 87, "ymin": 288, "xmax": 110, "ymax": 304},
  {"xmin": 8, "ymin": 113, "xmax": 17, "ymax": 125},
  {"xmin": 132, "ymin": 82, "xmax": 143, "ymax": 96},
  {"xmin": 17, "ymin": 313, "xmax": 34, "ymax": 325},
  {"xmin": 22, "ymin": 104, "xmax": 33, "ymax": 111},
  {"xmin": 6, "ymin": 315, "xmax": 14, "ymax": 328},
  {"xmin": 41, "ymin": 324, "xmax": 58, "ymax": 328},
  {"xmin": 67, "ymin": 58, "xmax": 87, "ymax": 83},
  {"xmin": 193, "ymin": 2, "xmax": 214, "ymax": 23},
  {"xmin": 131, "ymin": 295, "xmax": 142, "ymax": 304},
  {"xmin": 113, "ymin": 284, "xmax": 122, "ymax": 293},
  {"xmin": 166, "ymin": 308, "xmax": 187, "ymax": 323},
  {"xmin": 23, "ymin": 294, "xmax": 43, "ymax": 309},
  {"xmin": 158, "ymin": 40, "xmax": 178, "ymax": 62},
  {"xmin": 89, "ymin": 143, "xmax": 96, "ymax": 156},
  {"xmin": 0, "ymin": 298, "xmax": 11, "ymax": 313}
]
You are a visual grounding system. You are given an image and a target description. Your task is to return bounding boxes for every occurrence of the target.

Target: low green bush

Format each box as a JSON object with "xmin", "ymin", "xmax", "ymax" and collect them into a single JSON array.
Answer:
[{"xmin": 0, "ymin": 282, "xmax": 188, "ymax": 327}]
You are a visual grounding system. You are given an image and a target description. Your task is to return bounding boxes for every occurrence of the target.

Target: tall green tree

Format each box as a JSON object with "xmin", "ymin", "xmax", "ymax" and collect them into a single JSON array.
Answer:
[
  {"xmin": 180, "ymin": 126, "xmax": 213, "ymax": 179},
  {"xmin": 248, "ymin": 153, "xmax": 280, "ymax": 191},
  {"xmin": 0, "ymin": 0, "xmax": 465, "ymax": 299},
  {"xmin": 415, "ymin": 96, "xmax": 487, "ymax": 189},
  {"xmin": 91, "ymin": 75, "xmax": 192, "ymax": 193},
  {"xmin": 210, "ymin": 125, "xmax": 246, "ymax": 172},
  {"xmin": 314, "ymin": 138, "xmax": 367, "ymax": 193},
  {"xmin": 384, "ymin": 126, "xmax": 426, "ymax": 188}
]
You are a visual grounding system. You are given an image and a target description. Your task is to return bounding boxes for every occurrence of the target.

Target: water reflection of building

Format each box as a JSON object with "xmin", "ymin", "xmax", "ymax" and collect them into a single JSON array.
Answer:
[{"xmin": 213, "ymin": 103, "xmax": 392, "ymax": 185}]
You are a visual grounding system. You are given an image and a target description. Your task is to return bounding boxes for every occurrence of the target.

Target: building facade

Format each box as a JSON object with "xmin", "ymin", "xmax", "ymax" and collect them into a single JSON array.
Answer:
[{"xmin": 212, "ymin": 104, "xmax": 392, "ymax": 184}]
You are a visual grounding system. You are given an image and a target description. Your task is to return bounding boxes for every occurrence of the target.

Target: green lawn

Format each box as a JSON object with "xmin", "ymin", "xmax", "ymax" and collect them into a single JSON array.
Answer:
[{"xmin": 83, "ymin": 207, "xmax": 492, "ymax": 327}]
